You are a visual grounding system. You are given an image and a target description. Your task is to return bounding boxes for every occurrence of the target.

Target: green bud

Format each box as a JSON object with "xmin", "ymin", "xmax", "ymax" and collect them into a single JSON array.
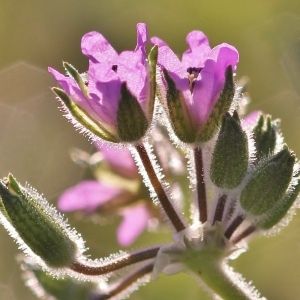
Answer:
[
  {"xmin": 197, "ymin": 66, "xmax": 235, "ymax": 142},
  {"xmin": 0, "ymin": 174, "xmax": 77, "ymax": 268},
  {"xmin": 117, "ymin": 82, "xmax": 148, "ymax": 142},
  {"xmin": 240, "ymin": 147, "xmax": 295, "ymax": 216},
  {"xmin": 210, "ymin": 111, "xmax": 248, "ymax": 189},
  {"xmin": 52, "ymin": 87, "xmax": 119, "ymax": 143},
  {"xmin": 257, "ymin": 172, "xmax": 300, "ymax": 229},
  {"xmin": 162, "ymin": 68, "xmax": 196, "ymax": 143},
  {"xmin": 253, "ymin": 114, "xmax": 277, "ymax": 159}
]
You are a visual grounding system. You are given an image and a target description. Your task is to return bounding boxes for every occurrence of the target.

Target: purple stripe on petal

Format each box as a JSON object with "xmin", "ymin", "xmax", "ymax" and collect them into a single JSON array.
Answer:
[
  {"xmin": 117, "ymin": 203, "xmax": 150, "ymax": 246},
  {"xmin": 58, "ymin": 180, "xmax": 123, "ymax": 213}
]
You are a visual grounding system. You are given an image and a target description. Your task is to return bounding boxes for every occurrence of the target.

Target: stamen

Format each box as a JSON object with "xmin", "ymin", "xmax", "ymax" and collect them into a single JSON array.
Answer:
[
  {"xmin": 70, "ymin": 247, "xmax": 159, "ymax": 276},
  {"xmin": 187, "ymin": 67, "xmax": 202, "ymax": 92}
]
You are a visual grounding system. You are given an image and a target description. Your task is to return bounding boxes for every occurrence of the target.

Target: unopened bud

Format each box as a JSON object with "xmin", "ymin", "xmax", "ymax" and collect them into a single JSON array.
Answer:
[
  {"xmin": 240, "ymin": 147, "xmax": 295, "ymax": 216},
  {"xmin": 0, "ymin": 174, "xmax": 77, "ymax": 268},
  {"xmin": 210, "ymin": 111, "xmax": 248, "ymax": 189}
]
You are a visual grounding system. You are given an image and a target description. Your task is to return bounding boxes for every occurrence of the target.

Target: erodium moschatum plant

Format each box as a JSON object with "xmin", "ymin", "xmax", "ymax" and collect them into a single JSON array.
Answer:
[{"xmin": 0, "ymin": 23, "xmax": 299, "ymax": 300}]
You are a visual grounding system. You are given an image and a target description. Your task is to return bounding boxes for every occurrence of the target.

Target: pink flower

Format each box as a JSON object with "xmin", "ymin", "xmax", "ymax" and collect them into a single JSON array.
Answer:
[
  {"xmin": 151, "ymin": 31, "xmax": 239, "ymax": 139},
  {"xmin": 49, "ymin": 23, "xmax": 155, "ymax": 142},
  {"xmin": 58, "ymin": 146, "xmax": 151, "ymax": 247}
]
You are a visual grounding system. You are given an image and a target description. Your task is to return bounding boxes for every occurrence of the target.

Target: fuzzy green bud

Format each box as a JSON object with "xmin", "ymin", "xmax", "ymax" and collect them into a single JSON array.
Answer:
[
  {"xmin": 0, "ymin": 174, "xmax": 77, "ymax": 268},
  {"xmin": 210, "ymin": 111, "xmax": 248, "ymax": 189},
  {"xmin": 252, "ymin": 114, "xmax": 277, "ymax": 159},
  {"xmin": 240, "ymin": 147, "xmax": 295, "ymax": 216},
  {"xmin": 257, "ymin": 172, "xmax": 300, "ymax": 229},
  {"xmin": 117, "ymin": 83, "xmax": 148, "ymax": 142}
]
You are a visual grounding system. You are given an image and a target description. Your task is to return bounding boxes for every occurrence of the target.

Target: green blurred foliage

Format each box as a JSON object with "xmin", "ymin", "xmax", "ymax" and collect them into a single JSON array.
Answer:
[{"xmin": 0, "ymin": 1, "xmax": 300, "ymax": 299}]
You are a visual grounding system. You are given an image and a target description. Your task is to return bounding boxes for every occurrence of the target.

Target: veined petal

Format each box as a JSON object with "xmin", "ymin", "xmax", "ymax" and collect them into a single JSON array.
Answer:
[
  {"xmin": 182, "ymin": 31, "xmax": 211, "ymax": 70},
  {"xmin": 192, "ymin": 44, "xmax": 239, "ymax": 124},
  {"xmin": 117, "ymin": 203, "xmax": 150, "ymax": 246},
  {"xmin": 58, "ymin": 180, "xmax": 123, "ymax": 213},
  {"xmin": 157, "ymin": 46, "xmax": 190, "ymax": 92},
  {"xmin": 81, "ymin": 31, "xmax": 118, "ymax": 63},
  {"xmin": 135, "ymin": 23, "xmax": 148, "ymax": 62},
  {"xmin": 88, "ymin": 62, "xmax": 122, "ymax": 127}
]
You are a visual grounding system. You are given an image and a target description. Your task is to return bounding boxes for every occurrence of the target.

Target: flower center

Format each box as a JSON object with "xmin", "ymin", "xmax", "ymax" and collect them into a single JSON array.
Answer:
[{"xmin": 187, "ymin": 67, "xmax": 202, "ymax": 93}]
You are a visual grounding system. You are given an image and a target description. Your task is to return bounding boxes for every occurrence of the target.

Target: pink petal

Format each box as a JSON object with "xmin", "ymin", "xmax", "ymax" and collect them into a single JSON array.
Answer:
[
  {"xmin": 135, "ymin": 23, "xmax": 148, "ymax": 62},
  {"xmin": 150, "ymin": 36, "xmax": 168, "ymax": 47},
  {"xmin": 182, "ymin": 31, "xmax": 211, "ymax": 70},
  {"xmin": 192, "ymin": 43, "xmax": 239, "ymax": 124},
  {"xmin": 58, "ymin": 180, "xmax": 123, "ymax": 213},
  {"xmin": 117, "ymin": 203, "xmax": 150, "ymax": 246},
  {"xmin": 81, "ymin": 31, "xmax": 118, "ymax": 63},
  {"xmin": 94, "ymin": 144, "xmax": 138, "ymax": 178}
]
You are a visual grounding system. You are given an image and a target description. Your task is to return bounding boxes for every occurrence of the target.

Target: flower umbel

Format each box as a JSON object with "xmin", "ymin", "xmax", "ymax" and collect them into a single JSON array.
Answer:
[{"xmin": 0, "ymin": 23, "xmax": 299, "ymax": 300}]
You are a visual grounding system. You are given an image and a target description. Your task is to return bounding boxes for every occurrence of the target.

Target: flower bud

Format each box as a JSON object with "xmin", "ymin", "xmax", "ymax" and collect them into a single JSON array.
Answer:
[
  {"xmin": 210, "ymin": 111, "xmax": 248, "ymax": 189},
  {"xmin": 117, "ymin": 83, "xmax": 149, "ymax": 142},
  {"xmin": 0, "ymin": 174, "xmax": 77, "ymax": 268},
  {"xmin": 240, "ymin": 147, "xmax": 295, "ymax": 216},
  {"xmin": 252, "ymin": 114, "xmax": 277, "ymax": 159},
  {"xmin": 257, "ymin": 171, "xmax": 300, "ymax": 229}
]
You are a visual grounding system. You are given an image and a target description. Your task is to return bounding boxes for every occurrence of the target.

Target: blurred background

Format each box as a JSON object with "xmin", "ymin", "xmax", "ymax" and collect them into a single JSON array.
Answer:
[{"xmin": 0, "ymin": 1, "xmax": 300, "ymax": 299}]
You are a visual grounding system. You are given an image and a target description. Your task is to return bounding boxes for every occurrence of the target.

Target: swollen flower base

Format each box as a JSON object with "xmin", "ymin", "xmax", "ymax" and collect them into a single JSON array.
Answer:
[{"xmin": 0, "ymin": 23, "xmax": 299, "ymax": 300}]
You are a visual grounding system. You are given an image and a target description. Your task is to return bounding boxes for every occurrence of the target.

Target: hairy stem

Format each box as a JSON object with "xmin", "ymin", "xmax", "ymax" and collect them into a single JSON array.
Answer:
[
  {"xmin": 94, "ymin": 263, "xmax": 154, "ymax": 299},
  {"xmin": 224, "ymin": 215, "xmax": 245, "ymax": 240},
  {"xmin": 212, "ymin": 194, "xmax": 227, "ymax": 225},
  {"xmin": 135, "ymin": 143, "xmax": 185, "ymax": 232},
  {"xmin": 70, "ymin": 247, "xmax": 159, "ymax": 276},
  {"xmin": 194, "ymin": 147, "xmax": 207, "ymax": 223}
]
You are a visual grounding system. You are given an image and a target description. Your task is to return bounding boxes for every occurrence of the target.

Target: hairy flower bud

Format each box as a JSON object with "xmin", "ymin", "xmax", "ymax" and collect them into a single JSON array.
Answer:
[
  {"xmin": 252, "ymin": 114, "xmax": 277, "ymax": 159},
  {"xmin": 240, "ymin": 147, "xmax": 295, "ymax": 216},
  {"xmin": 0, "ymin": 174, "xmax": 78, "ymax": 268},
  {"xmin": 210, "ymin": 111, "xmax": 248, "ymax": 189}
]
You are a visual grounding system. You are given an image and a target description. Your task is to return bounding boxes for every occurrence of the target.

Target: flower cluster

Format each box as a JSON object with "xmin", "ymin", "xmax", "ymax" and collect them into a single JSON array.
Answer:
[{"xmin": 0, "ymin": 23, "xmax": 299, "ymax": 300}]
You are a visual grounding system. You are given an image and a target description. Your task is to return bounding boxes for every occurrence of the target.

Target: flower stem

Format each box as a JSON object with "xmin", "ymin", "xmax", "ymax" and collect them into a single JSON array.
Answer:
[
  {"xmin": 196, "ymin": 262, "xmax": 258, "ymax": 300},
  {"xmin": 70, "ymin": 247, "xmax": 159, "ymax": 276},
  {"xmin": 212, "ymin": 194, "xmax": 227, "ymax": 225},
  {"xmin": 93, "ymin": 263, "xmax": 153, "ymax": 300},
  {"xmin": 194, "ymin": 147, "xmax": 207, "ymax": 223},
  {"xmin": 135, "ymin": 143, "xmax": 185, "ymax": 232}
]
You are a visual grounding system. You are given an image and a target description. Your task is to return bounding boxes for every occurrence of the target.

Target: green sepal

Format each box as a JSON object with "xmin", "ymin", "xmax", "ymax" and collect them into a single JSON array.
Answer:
[
  {"xmin": 197, "ymin": 66, "xmax": 235, "ymax": 142},
  {"xmin": 147, "ymin": 45, "xmax": 158, "ymax": 120},
  {"xmin": 257, "ymin": 171, "xmax": 300, "ymax": 229},
  {"xmin": 63, "ymin": 62, "xmax": 89, "ymax": 99},
  {"xmin": 240, "ymin": 147, "xmax": 295, "ymax": 216},
  {"xmin": 210, "ymin": 111, "xmax": 248, "ymax": 189},
  {"xmin": 21, "ymin": 258, "xmax": 96, "ymax": 300},
  {"xmin": 52, "ymin": 87, "xmax": 119, "ymax": 143},
  {"xmin": 253, "ymin": 114, "xmax": 277, "ymax": 160},
  {"xmin": 163, "ymin": 68, "xmax": 196, "ymax": 143},
  {"xmin": 0, "ymin": 174, "xmax": 77, "ymax": 268},
  {"xmin": 117, "ymin": 82, "xmax": 148, "ymax": 142}
]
